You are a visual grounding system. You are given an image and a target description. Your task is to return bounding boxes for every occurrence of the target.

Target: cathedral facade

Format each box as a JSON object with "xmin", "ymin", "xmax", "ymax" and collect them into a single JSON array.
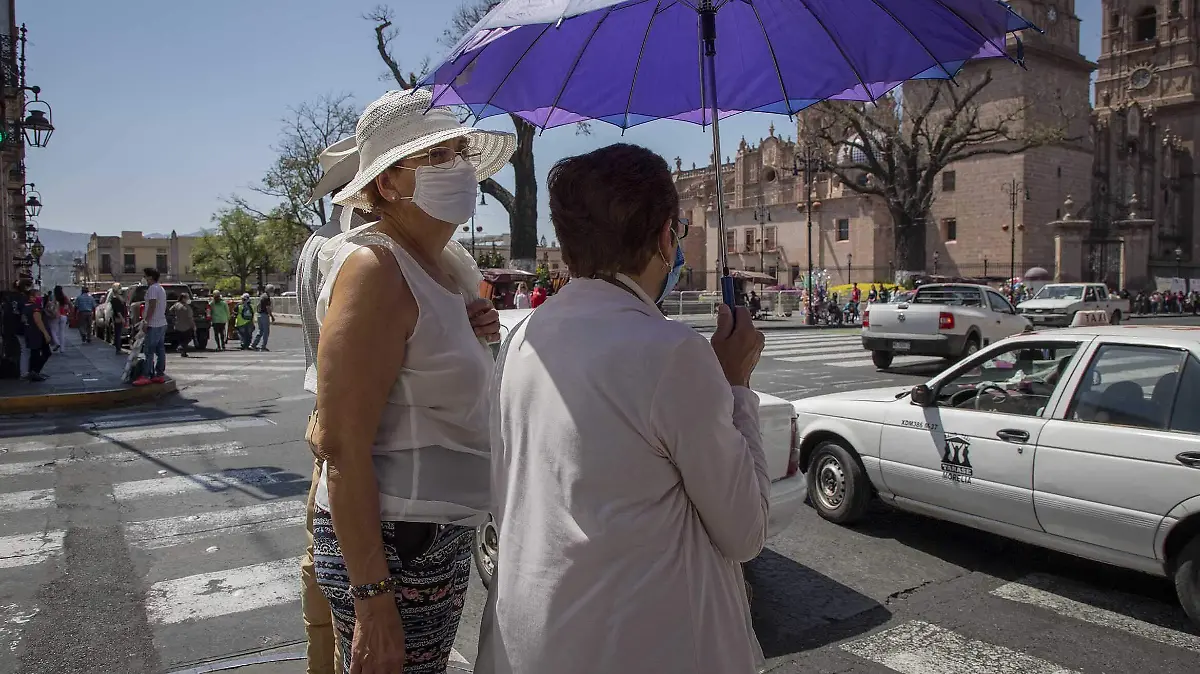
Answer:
[{"xmin": 678, "ymin": 1, "xmax": 1199, "ymax": 292}]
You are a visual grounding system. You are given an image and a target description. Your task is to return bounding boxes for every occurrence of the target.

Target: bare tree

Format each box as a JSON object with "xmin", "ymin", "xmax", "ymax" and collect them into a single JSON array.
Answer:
[
  {"xmin": 367, "ymin": 2, "xmax": 588, "ymax": 268},
  {"xmin": 240, "ymin": 93, "xmax": 359, "ymax": 233},
  {"xmin": 808, "ymin": 67, "xmax": 1079, "ymax": 271}
]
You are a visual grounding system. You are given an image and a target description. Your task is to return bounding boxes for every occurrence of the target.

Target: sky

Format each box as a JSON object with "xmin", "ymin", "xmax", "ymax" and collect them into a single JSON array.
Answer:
[{"xmin": 22, "ymin": 0, "xmax": 1102, "ymax": 240}]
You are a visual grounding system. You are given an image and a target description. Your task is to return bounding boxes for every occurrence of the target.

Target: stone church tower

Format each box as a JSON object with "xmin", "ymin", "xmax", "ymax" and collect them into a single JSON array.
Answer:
[
  {"xmin": 924, "ymin": 0, "xmax": 1094, "ymax": 280},
  {"xmin": 1089, "ymin": 0, "xmax": 1200, "ymax": 284}
]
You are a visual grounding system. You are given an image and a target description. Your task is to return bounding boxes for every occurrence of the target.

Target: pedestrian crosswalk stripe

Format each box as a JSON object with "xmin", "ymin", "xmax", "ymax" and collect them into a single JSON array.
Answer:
[
  {"xmin": 87, "ymin": 413, "xmax": 209, "ymax": 430},
  {"xmin": 762, "ymin": 343, "xmax": 864, "ymax": 358},
  {"xmin": 146, "ymin": 556, "xmax": 299, "ymax": 626},
  {"xmin": 827, "ymin": 356, "xmax": 939, "ymax": 369},
  {"xmin": 92, "ymin": 417, "xmax": 272, "ymax": 444},
  {"xmin": 0, "ymin": 531, "xmax": 64, "ymax": 569},
  {"xmin": 992, "ymin": 574, "xmax": 1200, "ymax": 654},
  {"xmin": 170, "ymin": 365, "xmax": 301, "ymax": 373},
  {"xmin": 170, "ymin": 374, "xmax": 251, "ymax": 383},
  {"xmin": 0, "ymin": 442, "xmax": 247, "ymax": 478},
  {"xmin": 841, "ymin": 620, "xmax": 1079, "ymax": 673},
  {"xmin": 177, "ymin": 385, "xmax": 229, "ymax": 396},
  {"xmin": 125, "ymin": 500, "xmax": 305, "ymax": 551},
  {"xmin": 0, "ymin": 467, "xmax": 285, "ymax": 512}
]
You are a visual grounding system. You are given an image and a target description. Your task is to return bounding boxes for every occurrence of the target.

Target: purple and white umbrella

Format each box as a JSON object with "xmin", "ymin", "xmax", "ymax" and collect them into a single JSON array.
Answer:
[{"xmin": 420, "ymin": 0, "xmax": 1038, "ymax": 307}]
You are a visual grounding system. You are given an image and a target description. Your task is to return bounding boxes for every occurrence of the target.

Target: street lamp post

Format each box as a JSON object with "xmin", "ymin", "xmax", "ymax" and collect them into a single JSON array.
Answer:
[
  {"xmin": 1002, "ymin": 179, "xmax": 1029, "ymax": 303},
  {"xmin": 752, "ymin": 198, "xmax": 770, "ymax": 274},
  {"xmin": 1176, "ymin": 247, "xmax": 1186, "ymax": 294},
  {"xmin": 30, "ymin": 237, "xmax": 44, "ymax": 286},
  {"xmin": 932, "ymin": 251, "xmax": 939, "ymax": 276},
  {"xmin": 847, "ymin": 253, "xmax": 853, "ymax": 284},
  {"xmin": 462, "ymin": 219, "xmax": 483, "ymax": 260},
  {"xmin": 792, "ymin": 140, "xmax": 824, "ymax": 325}
]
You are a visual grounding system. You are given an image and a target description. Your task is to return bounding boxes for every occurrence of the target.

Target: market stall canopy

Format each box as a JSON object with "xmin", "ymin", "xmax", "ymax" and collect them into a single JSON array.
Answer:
[
  {"xmin": 482, "ymin": 268, "xmax": 538, "ymax": 283},
  {"xmin": 1024, "ymin": 267, "xmax": 1052, "ymax": 281},
  {"xmin": 732, "ymin": 270, "xmax": 777, "ymax": 284}
]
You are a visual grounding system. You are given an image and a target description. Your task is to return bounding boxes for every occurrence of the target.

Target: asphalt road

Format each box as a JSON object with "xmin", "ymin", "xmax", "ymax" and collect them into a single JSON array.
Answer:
[{"xmin": 0, "ymin": 321, "xmax": 1196, "ymax": 673}]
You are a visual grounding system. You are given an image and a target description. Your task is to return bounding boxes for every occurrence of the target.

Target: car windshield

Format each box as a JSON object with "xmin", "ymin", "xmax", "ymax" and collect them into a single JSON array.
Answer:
[
  {"xmin": 910, "ymin": 286, "xmax": 982, "ymax": 307},
  {"xmin": 1034, "ymin": 286, "xmax": 1084, "ymax": 300}
]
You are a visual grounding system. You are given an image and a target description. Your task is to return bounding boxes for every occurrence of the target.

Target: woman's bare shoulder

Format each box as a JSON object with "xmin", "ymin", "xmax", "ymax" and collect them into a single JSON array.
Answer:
[{"xmin": 327, "ymin": 245, "xmax": 415, "ymax": 328}]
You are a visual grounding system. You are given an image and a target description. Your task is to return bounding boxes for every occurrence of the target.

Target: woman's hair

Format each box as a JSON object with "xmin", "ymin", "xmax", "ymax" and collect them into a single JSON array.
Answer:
[
  {"xmin": 143, "ymin": 267, "xmax": 160, "ymax": 281},
  {"xmin": 54, "ymin": 286, "xmax": 66, "ymax": 303},
  {"xmin": 548, "ymin": 143, "xmax": 679, "ymax": 279}
]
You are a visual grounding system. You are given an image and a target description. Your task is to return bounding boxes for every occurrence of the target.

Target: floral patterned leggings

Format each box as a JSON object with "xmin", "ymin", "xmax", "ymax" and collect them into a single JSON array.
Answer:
[{"xmin": 312, "ymin": 508, "xmax": 473, "ymax": 673}]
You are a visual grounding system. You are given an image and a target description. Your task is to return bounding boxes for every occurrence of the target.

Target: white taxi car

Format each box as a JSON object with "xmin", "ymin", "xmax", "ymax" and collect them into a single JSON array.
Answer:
[
  {"xmin": 472, "ymin": 309, "xmax": 808, "ymax": 587},
  {"xmin": 792, "ymin": 326, "xmax": 1200, "ymax": 626}
]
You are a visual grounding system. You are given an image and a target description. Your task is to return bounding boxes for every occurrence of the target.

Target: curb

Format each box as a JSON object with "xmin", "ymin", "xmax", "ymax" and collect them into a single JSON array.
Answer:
[
  {"xmin": 673, "ymin": 321, "xmax": 856, "ymax": 332},
  {"xmin": 0, "ymin": 378, "xmax": 178, "ymax": 414}
]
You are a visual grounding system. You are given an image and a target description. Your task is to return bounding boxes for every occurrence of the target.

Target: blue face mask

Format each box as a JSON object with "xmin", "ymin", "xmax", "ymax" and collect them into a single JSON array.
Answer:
[{"xmin": 658, "ymin": 243, "xmax": 686, "ymax": 304}]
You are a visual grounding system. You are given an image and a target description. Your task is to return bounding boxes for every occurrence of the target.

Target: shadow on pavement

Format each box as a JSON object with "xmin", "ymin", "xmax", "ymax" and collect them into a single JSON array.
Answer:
[{"xmin": 746, "ymin": 548, "xmax": 890, "ymax": 658}]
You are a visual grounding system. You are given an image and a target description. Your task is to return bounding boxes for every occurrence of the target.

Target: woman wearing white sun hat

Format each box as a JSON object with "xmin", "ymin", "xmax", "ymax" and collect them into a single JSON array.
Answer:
[{"xmin": 309, "ymin": 87, "xmax": 514, "ymax": 674}]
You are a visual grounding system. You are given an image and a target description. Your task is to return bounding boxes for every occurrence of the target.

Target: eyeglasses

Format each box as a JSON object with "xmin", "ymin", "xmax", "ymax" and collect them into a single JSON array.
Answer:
[
  {"xmin": 406, "ymin": 146, "xmax": 482, "ymax": 170},
  {"xmin": 675, "ymin": 217, "xmax": 691, "ymax": 241}
]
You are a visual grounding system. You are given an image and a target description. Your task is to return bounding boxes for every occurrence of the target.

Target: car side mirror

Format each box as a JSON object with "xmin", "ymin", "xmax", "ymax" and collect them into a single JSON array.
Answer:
[{"xmin": 910, "ymin": 384, "xmax": 935, "ymax": 407}]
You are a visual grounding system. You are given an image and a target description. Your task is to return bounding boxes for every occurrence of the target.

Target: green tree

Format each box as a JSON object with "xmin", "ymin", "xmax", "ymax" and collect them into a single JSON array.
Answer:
[
  {"xmin": 366, "ymin": 2, "xmax": 589, "ymax": 270},
  {"xmin": 256, "ymin": 211, "xmax": 312, "ymax": 287},
  {"xmin": 192, "ymin": 207, "xmax": 267, "ymax": 292}
]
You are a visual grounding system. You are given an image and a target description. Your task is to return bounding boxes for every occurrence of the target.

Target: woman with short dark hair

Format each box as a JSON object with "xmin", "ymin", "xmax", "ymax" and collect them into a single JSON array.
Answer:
[{"xmin": 479, "ymin": 143, "xmax": 769, "ymax": 674}]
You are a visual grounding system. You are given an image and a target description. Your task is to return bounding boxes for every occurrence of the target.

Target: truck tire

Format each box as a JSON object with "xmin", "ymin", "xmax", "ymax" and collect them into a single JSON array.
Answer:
[
  {"xmin": 871, "ymin": 350, "xmax": 894, "ymax": 369},
  {"xmin": 961, "ymin": 334, "xmax": 981, "ymax": 360},
  {"xmin": 473, "ymin": 515, "xmax": 499, "ymax": 589},
  {"xmin": 807, "ymin": 439, "xmax": 872, "ymax": 525},
  {"xmin": 1174, "ymin": 535, "xmax": 1200, "ymax": 628},
  {"xmin": 1110, "ymin": 310, "xmax": 1121, "ymax": 325}
]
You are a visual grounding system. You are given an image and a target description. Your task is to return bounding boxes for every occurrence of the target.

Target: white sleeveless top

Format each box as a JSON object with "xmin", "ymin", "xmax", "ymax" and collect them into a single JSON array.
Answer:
[{"xmin": 313, "ymin": 224, "xmax": 494, "ymax": 526}]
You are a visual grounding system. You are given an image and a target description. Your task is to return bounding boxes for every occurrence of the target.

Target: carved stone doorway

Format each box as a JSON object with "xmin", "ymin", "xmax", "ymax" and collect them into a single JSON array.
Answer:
[{"xmin": 1084, "ymin": 238, "xmax": 1123, "ymax": 287}]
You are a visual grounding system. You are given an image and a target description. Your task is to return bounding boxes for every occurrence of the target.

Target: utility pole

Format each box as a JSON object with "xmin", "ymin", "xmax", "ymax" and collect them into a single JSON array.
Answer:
[
  {"xmin": 1002, "ymin": 179, "xmax": 1028, "ymax": 304},
  {"xmin": 752, "ymin": 197, "xmax": 770, "ymax": 275},
  {"xmin": 792, "ymin": 140, "xmax": 823, "ymax": 325}
]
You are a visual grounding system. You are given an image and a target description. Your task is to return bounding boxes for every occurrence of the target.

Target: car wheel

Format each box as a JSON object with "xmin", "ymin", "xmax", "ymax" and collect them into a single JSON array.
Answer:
[
  {"xmin": 1110, "ymin": 310, "xmax": 1121, "ymax": 325},
  {"xmin": 1174, "ymin": 535, "xmax": 1200, "ymax": 628},
  {"xmin": 871, "ymin": 350, "xmax": 893, "ymax": 369},
  {"xmin": 473, "ymin": 514, "xmax": 499, "ymax": 589},
  {"xmin": 807, "ymin": 440, "xmax": 871, "ymax": 525},
  {"xmin": 961, "ymin": 335, "xmax": 980, "ymax": 360}
]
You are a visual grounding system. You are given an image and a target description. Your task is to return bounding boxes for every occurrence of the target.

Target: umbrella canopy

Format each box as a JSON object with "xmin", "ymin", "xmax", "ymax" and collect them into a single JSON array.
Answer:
[
  {"xmin": 732, "ymin": 270, "xmax": 776, "ymax": 284},
  {"xmin": 482, "ymin": 268, "xmax": 538, "ymax": 283},
  {"xmin": 422, "ymin": 0, "xmax": 1037, "ymax": 130}
]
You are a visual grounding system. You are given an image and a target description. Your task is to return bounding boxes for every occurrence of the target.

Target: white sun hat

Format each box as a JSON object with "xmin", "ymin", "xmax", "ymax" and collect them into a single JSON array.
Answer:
[
  {"xmin": 331, "ymin": 88, "xmax": 515, "ymax": 211},
  {"xmin": 309, "ymin": 136, "xmax": 359, "ymax": 205}
]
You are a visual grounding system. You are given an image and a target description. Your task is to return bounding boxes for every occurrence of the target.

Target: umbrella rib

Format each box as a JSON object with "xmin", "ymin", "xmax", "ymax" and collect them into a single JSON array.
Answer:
[
  {"xmin": 795, "ymin": 0, "xmax": 875, "ymax": 102},
  {"xmin": 540, "ymin": 8, "xmax": 615, "ymax": 135},
  {"xmin": 620, "ymin": 1, "xmax": 666, "ymax": 131},
  {"xmin": 861, "ymin": 0, "xmax": 957, "ymax": 84},
  {"xmin": 463, "ymin": 23, "xmax": 557, "ymax": 124},
  {"xmin": 747, "ymin": 0, "xmax": 795, "ymax": 116},
  {"xmin": 925, "ymin": 0, "xmax": 1017, "ymax": 67}
]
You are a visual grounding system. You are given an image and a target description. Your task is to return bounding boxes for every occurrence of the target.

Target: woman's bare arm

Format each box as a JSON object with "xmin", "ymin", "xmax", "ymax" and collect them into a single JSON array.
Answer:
[{"xmin": 316, "ymin": 245, "xmax": 417, "ymax": 588}]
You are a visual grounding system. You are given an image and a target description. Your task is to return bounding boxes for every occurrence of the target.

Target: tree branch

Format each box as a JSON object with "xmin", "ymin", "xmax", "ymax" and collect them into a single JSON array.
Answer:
[
  {"xmin": 481, "ymin": 178, "xmax": 514, "ymax": 213},
  {"xmin": 365, "ymin": 5, "xmax": 411, "ymax": 89}
]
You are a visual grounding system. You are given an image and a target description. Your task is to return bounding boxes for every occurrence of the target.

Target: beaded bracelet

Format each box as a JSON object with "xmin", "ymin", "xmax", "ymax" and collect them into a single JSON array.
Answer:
[{"xmin": 350, "ymin": 576, "xmax": 400, "ymax": 600}]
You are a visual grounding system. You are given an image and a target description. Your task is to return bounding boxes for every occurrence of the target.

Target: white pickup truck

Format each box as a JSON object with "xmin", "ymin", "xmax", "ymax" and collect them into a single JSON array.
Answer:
[
  {"xmin": 1017, "ymin": 283, "xmax": 1128, "ymax": 328},
  {"xmin": 862, "ymin": 283, "xmax": 1031, "ymax": 369}
]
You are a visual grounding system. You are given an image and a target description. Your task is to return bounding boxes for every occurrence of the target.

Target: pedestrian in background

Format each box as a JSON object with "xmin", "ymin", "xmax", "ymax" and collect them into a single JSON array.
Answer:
[
  {"xmin": 133, "ymin": 268, "xmax": 168, "ymax": 386},
  {"xmin": 479, "ymin": 143, "xmax": 769, "ymax": 674},
  {"xmin": 210, "ymin": 290, "xmax": 229, "ymax": 351},
  {"xmin": 74, "ymin": 287, "xmax": 96, "ymax": 342},
  {"xmin": 309, "ymin": 87, "xmax": 512, "ymax": 674},
  {"xmin": 0, "ymin": 282, "xmax": 26, "ymax": 379},
  {"xmin": 169, "ymin": 293, "xmax": 196, "ymax": 357},
  {"xmin": 234, "ymin": 293, "xmax": 255, "ymax": 350},
  {"xmin": 513, "ymin": 282, "xmax": 530, "ymax": 309},
  {"xmin": 296, "ymin": 134, "xmax": 361, "ymax": 674},
  {"xmin": 529, "ymin": 282, "xmax": 547, "ymax": 308},
  {"xmin": 24, "ymin": 287, "xmax": 53, "ymax": 382},
  {"xmin": 109, "ymin": 284, "xmax": 127, "ymax": 355},
  {"xmin": 251, "ymin": 285, "xmax": 275, "ymax": 351},
  {"xmin": 45, "ymin": 286, "xmax": 65, "ymax": 351}
]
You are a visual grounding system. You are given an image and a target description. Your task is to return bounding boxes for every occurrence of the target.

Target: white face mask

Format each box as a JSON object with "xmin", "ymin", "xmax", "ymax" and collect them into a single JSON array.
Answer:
[{"xmin": 404, "ymin": 158, "xmax": 479, "ymax": 226}]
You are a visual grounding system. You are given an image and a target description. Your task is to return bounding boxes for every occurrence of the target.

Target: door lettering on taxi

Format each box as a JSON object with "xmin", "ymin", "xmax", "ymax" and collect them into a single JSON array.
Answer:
[
  {"xmin": 901, "ymin": 419, "xmax": 939, "ymax": 430},
  {"xmin": 941, "ymin": 435, "xmax": 973, "ymax": 483}
]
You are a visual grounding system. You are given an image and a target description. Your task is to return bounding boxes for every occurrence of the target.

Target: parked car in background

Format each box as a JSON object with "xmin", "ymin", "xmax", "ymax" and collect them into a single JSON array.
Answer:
[
  {"xmin": 1018, "ymin": 283, "xmax": 1128, "ymax": 327},
  {"xmin": 792, "ymin": 325, "xmax": 1200, "ymax": 627},
  {"xmin": 471, "ymin": 309, "xmax": 809, "ymax": 589},
  {"xmin": 94, "ymin": 285, "xmax": 127, "ymax": 344},
  {"xmin": 125, "ymin": 283, "xmax": 213, "ymax": 350},
  {"xmin": 862, "ymin": 283, "xmax": 1031, "ymax": 369}
]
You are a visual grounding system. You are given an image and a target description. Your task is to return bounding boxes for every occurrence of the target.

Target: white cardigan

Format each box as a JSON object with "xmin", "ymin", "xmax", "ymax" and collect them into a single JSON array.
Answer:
[{"xmin": 478, "ymin": 275, "xmax": 769, "ymax": 674}]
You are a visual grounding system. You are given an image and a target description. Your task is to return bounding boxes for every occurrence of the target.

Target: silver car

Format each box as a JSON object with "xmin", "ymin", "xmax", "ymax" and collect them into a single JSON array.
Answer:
[{"xmin": 791, "ymin": 326, "xmax": 1200, "ymax": 627}]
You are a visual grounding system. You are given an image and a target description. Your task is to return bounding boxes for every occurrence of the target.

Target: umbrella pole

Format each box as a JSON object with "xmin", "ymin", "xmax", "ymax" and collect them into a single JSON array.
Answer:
[{"xmin": 700, "ymin": 3, "xmax": 736, "ymax": 313}]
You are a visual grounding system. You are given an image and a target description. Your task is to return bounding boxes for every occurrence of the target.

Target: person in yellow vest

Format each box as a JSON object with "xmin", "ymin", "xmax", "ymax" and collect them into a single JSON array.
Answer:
[{"xmin": 234, "ymin": 292, "xmax": 255, "ymax": 350}]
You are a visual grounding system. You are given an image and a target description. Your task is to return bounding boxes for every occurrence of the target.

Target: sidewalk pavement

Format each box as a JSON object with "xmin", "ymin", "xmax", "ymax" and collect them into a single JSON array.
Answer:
[
  {"xmin": 166, "ymin": 646, "xmax": 473, "ymax": 673},
  {"xmin": 0, "ymin": 331, "xmax": 176, "ymax": 413}
]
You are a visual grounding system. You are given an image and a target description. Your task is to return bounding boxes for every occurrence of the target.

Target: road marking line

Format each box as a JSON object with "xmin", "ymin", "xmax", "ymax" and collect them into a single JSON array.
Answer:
[
  {"xmin": 992, "ymin": 574, "xmax": 1200, "ymax": 654},
  {"xmin": 762, "ymin": 344, "xmax": 866, "ymax": 358},
  {"xmin": 450, "ymin": 648, "xmax": 469, "ymax": 664},
  {"xmin": 168, "ymin": 374, "xmax": 251, "ymax": 383},
  {"xmin": 0, "ymin": 442, "xmax": 249, "ymax": 478},
  {"xmin": 273, "ymin": 393, "xmax": 315, "ymax": 403},
  {"xmin": 87, "ymin": 413, "xmax": 209, "ymax": 430},
  {"xmin": 841, "ymin": 620, "xmax": 1078, "ymax": 673},
  {"xmin": 0, "ymin": 531, "xmax": 65, "ymax": 569},
  {"xmin": 112, "ymin": 468, "xmax": 284, "ymax": 501},
  {"xmin": 145, "ymin": 557, "xmax": 300, "ymax": 625},
  {"xmin": 94, "ymin": 417, "xmax": 272, "ymax": 443},
  {"xmin": 827, "ymin": 356, "xmax": 938, "ymax": 368},
  {"xmin": 125, "ymin": 500, "xmax": 305, "ymax": 550},
  {"xmin": 0, "ymin": 467, "xmax": 285, "ymax": 512},
  {"xmin": 168, "ymin": 365, "xmax": 301, "ymax": 373}
]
